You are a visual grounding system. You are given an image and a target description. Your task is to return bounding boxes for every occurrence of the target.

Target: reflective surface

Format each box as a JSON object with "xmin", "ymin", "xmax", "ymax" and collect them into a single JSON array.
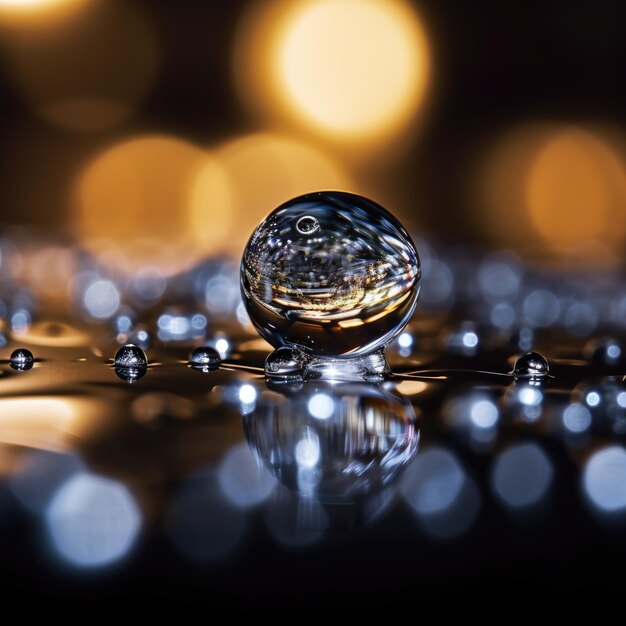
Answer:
[{"xmin": 241, "ymin": 191, "xmax": 420, "ymax": 358}]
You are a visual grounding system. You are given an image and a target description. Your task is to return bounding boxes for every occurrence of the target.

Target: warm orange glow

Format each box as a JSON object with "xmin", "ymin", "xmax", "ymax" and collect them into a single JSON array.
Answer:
[
  {"xmin": 526, "ymin": 128, "xmax": 626, "ymax": 251},
  {"xmin": 0, "ymin": 0, "xmax": 84, "ymax": 20},
  {"xmin": 18, "ymin": 321, "xmax": 91, "ymax": 347},
  {"xmin": 189, "ymin": 132, "xmax": 351, "ymax": 253},
  {"xmin": 0, "ymin": 397, "xmax": 78, "ymax": 451},
  {"xmin": 234, "ymin": 0, "xmax": 429, "ymax": 153},
  {"xmin": 75, "ymin": 135, "xmax": 210, "ymax": 274},
  {"xmin": 481, "ymin": 123, "xmax": 626, "ymax": 265},
  {"xmin": 3, "ymin": 1, "xmax": 159, "ymax": 130}
]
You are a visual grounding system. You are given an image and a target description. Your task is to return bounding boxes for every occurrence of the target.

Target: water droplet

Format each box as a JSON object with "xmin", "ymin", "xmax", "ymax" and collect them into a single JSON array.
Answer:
[
  {"xmin": 189, "ymin": 346, "xmax": 220, "ymax": 371},
  {"xmin": 114, "ymin": 344, "xmax": 147, "ymax": 368},
  {"xmin": 512, "ymin": 351, "xmax": 549, "ymax": 380},
  {"xmin": 265, "ymin": 346, "xmax": 304, "ymax": 380},
  {"xmin": 9, "ymin": 347, "xmax": 34, "ymax": 371},
  {"xmin": 241, "ymin": 191, "xmax": 420, "ymax": 359}
]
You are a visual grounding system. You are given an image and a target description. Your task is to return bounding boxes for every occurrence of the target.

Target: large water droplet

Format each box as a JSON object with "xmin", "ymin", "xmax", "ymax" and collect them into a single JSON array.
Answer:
[
  {"xmin": 241, "ymin": 191, "xmax": 420, "ymax": 359},
  {"xmin": 10, "ymin": 348, "xmax": 34, "ymax": 371}
]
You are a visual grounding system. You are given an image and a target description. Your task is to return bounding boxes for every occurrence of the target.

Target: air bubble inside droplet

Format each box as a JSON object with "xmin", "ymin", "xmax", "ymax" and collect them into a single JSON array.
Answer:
[{"xmin": 296, "ymin": 215, "xmax": 320, "ymax": 235}]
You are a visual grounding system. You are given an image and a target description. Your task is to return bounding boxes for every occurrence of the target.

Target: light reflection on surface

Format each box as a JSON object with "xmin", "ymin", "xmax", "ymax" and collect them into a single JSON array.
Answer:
[
  {"xmin": 491, "ymin": 443, "xmax": 553, "ymax": 509},
  {"xmin": 0, "ymin": 397, "xmax": 81, "ymax": 451},
  {"xmin": 400, "ymin": 446, "xmax": 480, "ymax": 539},
  {"xmin": 244, "ymin": 381, "xmax": 418, "ymax": 505},
  {"xmin": 217, "ymin": 442, "xmax": 276, "ymax": 509},
  {"xmin": 46, "ymin": 473, "xmax": 141, "ymax": 568}
]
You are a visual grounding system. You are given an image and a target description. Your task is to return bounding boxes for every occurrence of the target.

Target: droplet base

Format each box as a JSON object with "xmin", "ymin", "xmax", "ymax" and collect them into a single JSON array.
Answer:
[{"xmin": 264, "ymin": 347, "xmax": 391, "ymax": 383}]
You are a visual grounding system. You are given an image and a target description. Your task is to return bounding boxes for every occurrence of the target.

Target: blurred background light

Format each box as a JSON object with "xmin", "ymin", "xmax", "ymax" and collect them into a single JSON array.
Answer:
[
  {"xmin": 46, "ymin": 472, "xmax": 141, "ymax": 568},
  {"xmin": 400, "ymin": 447, "xmax": 480, "ymax": 539},
  {"xmin": 491, "ymin": 443, "xmax": 553, "ymax": 509},
  {"xmin": 74, "ymin": 135, "xmax": 210, "ymax": 274},
  {"xmin": 189, "ymin": 132, "xmax": 351, "ymax": 253},
  {"xmin": 217, "ymin": 443, "xmax": 276, "ymax": 509},
  {"xmin": 583, "ymin": 446, "xmax": 626, "ymax": 513},
  {"xmin": 481, "ymin": 123, "xmax": 626, "ymax": 265},
  {"xmin": 2, "ymin": 0, "xmax": 159, "ymax": 131},
  {"xmin": 233, "ymin": 0, "xmax": 429, "ymax": 156}
]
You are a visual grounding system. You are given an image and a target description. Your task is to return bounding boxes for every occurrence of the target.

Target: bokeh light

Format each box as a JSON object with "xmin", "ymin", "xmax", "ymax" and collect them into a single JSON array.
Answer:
[
  {"xmin": 189, "ymin": 132, "xmax": 351, "ymax": 253},
  {"xmin": 2, "ymin": 1, "xmax": 159, "ymax": 130},
  {"xmin": 217, "ymin": 443, "xmax": 276, "ymax": 509},
  {"xmin": 481, "ymin": 123, "xmax": 626, "ymax": 265},
  {"xmin": 74, "ymin": 135, "xmax": 210, "ymax": 274},
  {"xmin": 46, "ymin": 473, "xmax": 141, "ymax": 568},
  {"xmin": 491, "ymin": 443, "xmax": 553, "ymax": 509},
  {"xmin": 583, "ymin": 446, "xmax": 626, "ymax": 514},
  {"xmin": 400, "ymin": 447, "xmax": 480, "ymax": 540},
  {"xmin": 234, "ymin": 0, "xmax": 429, "ymax": 154}
]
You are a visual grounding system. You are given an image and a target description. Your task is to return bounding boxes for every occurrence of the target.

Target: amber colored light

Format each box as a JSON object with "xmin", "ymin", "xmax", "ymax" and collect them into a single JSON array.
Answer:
[
  {"xmin": 481, "ymin": 123, "xmax": 626, "ymax": 265},
  {"xmin": 74, "ymin": 135, "xmax": 210, "ymax": 274},
  {"xmin": 2, "ymin": 1, "xmax": 159, "ymax": 131},
  {"xmin": 234, "ymin": 0, "xmax": 430, "ymax": 155}
]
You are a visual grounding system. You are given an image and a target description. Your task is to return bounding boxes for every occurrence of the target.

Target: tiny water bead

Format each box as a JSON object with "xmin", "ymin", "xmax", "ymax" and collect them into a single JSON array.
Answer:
[
  {"xmin": 189, "ymin": 346, "xmax": 221, "ymax": 371},
  {"xmin": 114, "ymin": 344, "xmax": 147, "ymax": 368},
  {"xmin": 10, "ymin": 347, "xmax": 34, "ymax": 371},
  {"xmin": 241, "ymin": 191, "xmax": 420, "ymax": 380},
  {"xmin": 512, "ymin": 351, "xmax": 550, "ymax": 380}
]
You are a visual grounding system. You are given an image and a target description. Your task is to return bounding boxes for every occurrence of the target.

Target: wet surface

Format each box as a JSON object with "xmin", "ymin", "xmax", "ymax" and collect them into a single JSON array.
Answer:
[{"xmin": 2, "ymin": 319, "xmax": 626, "ymax": 607}]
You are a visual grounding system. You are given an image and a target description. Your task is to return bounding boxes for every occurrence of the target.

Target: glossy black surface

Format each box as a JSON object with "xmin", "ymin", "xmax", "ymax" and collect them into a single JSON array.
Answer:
[{"xmin": 2, "ymin": 320, "xmax": 626, "ymax": 607}]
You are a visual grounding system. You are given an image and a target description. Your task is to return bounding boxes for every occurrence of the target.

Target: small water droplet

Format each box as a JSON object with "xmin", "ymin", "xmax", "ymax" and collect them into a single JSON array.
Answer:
[
  {"xmin": 512, "ymin": 351, "xmax": 549, "ymax": 380},
  {"xmin": 114, "ymin": 344, "xmax": 147, "ymax": 368},
  {"xmin": 265, "ymin": 346, "xmax": 304, "ymax": 380},
  {"xmin": 189, "ymin": 346, "xmax": 220, "ymax": 372},
  {"xmin": 9, "ymin": 347, "xmax": 34, "ymax": 371},
  {"xmin": 296, "ymin": 215, "xmax": 320, "ymax": 235}
]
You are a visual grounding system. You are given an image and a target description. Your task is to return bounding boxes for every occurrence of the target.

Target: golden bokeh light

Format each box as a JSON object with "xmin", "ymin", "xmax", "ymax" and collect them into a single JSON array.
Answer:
[
  {"xmin": 526, "ymin": 128, "xmax": 626, "ymax": 250},
  {"xmin": 188, "ymin": 132, "xmax": 351, "ymax": 254},
  {"xmin": 0, "ymin": 0, "xmax": 84, "ymax": 20},
  {"xmin": 2, "ymin": 1, "xmax": 159, "ymax": 131},
  {"xmin": 481, "ymin": 123, "xmax": 626, "ymax": 265},
  {"xmin": 234, "ymin": 0, "xmax": 430, "ymax": 153},
  {"xmin": 75, "ymin": 135, "xmax": 210, "ymax": 274}
]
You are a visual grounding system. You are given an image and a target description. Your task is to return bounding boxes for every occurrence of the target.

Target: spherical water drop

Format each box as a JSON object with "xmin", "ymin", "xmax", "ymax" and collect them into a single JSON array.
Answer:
[
  {"xmin": 9, "ymin": 347, "xmax": 34, "ymax": 371},
  {"xmin": 240, "ymin": 191, "xmax": 420, "ymax": 358},
  {"xmin": 512, "ymin": 351, "xmax": 550, "ymax": 380},
  {"xmin": 114, "ymin": 344, "xmax": 147, "ymax": 368}
]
